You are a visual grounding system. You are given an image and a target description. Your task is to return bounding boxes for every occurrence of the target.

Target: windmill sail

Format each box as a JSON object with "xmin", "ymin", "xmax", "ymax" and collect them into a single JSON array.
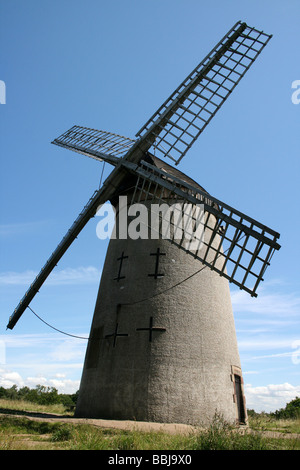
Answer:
[
  {"xmin": 136, "ymin": 21, "xmax": 272, "ymax": 165},
  {"xmin": 52, "ymin": 125, "xmax": 135, "ymax": 165},
  {"xmin": 6, "ymin": 188, "xmax": 108, "ymax": 330},
  {"xmin": 122, "ymin": 159, "xmax": 280, "ymax": 297},
  {"xmin": 6, "ymin": 154, "xmax": 133, "ymax": 330}
]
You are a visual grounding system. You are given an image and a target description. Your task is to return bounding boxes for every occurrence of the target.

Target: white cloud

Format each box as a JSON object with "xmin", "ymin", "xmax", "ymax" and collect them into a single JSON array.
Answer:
[
  {"xmin": 0, "ymin": 369, "xmax": 25, "ymax": 388},
  {"xmin": 0, "ymin": 368, "xmax": 80, "ymax": 394},
  {"xmin": 231, "ymin": 288, "xmax": 300, "ymax": 316},
  {"xmin": 238, "ymin": 338, "xmax": 297, "ymax": 352},
  {"xmin": 2, "ymin": 333, "xmax": 58, "ymax": 348},
  {"xmin": 0, "ymin": 270, "xmax": 37, "ymax": 286},
  {"xmin": 49, "ymin": 339, "xmax": 87, "ymax": 362},
  {"xmin": 48, "ymin": 378, "xmax": 80, "ymax": 394},
  {"xmin": 0, "ymin": 333, "xmax": 86, "ymax": 389},
  {"xmin": 0, "ymin": 266, "xmax": 101, "ymax": 286},
  {"xmin": 245, "ymin": 382, "xmax": 300, "ymax": 412},
  {"xmin": 54, "ymin": 373, "xmax": 66, "ymax": 378},
  {"xmin": 47, "ymin": 266, "xmax": 101, "ymax": 285},
  {"xmin": 0, "ymin": 220, "xmax": 52, "ymax": 237}
]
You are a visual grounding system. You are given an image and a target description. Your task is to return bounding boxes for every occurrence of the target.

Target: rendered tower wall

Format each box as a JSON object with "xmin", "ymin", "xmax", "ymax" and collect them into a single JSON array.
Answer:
[{"xmin": 75, "ymin": 194, "xmax": 247, "ymax": 426}]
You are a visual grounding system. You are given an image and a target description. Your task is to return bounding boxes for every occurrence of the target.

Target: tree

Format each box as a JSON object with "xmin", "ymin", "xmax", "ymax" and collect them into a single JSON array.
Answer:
[{"xmin": 272, "ymin": 397, "xmax": 300, "ymax": 419}]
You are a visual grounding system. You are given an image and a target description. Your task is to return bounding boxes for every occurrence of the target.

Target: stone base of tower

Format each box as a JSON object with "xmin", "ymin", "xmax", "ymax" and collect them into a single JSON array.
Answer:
[{"xmin": 75, "ymin": 233, "xmax": 247, "ymax": 427}]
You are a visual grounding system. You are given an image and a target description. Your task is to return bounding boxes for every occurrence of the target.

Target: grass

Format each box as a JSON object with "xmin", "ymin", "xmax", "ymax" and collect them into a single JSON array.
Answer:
[
  {"xmin": 0, "ymin": 398, "xmax": 71, "ymax": 416},
  {"xmin": 249, "ymin": 414, "xmax": 300, "ymax": 435},
  {"xmin": 0, "ymin": 399, "xmax": 299, "ymax": 450}
]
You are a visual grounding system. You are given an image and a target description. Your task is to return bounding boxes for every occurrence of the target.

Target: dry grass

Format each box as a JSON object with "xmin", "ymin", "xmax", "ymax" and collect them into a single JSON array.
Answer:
[
  {"xmin": 248, "ymin": 414, "xmax": 300, "ymax": 435},
  {"xmin": 0, "ymin": 398, "xmax": 71, "ymax": 416}
]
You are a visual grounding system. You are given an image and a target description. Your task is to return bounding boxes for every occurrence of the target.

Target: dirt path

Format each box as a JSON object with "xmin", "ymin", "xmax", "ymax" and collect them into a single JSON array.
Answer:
[
  {"xmin": 0, "ymin": 409, "xmax": 197, "ymax": 435},
  {"xmin": 1, "ymin": 409, "xmax": 300, "ymax": 439}
]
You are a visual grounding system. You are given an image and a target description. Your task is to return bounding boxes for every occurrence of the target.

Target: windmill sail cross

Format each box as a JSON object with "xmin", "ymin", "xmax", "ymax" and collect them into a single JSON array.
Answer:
[{"xmin": 7, "ymin": 21, "xmax": 278, "ymax": 330}]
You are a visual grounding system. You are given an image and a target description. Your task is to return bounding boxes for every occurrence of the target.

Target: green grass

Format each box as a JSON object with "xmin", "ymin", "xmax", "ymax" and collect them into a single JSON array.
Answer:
[
  {"xmin": 0, "ymin": 400, "xmax": 299, "ymax": 450},
  {"xmin": 0, "ymin": 415, "xmax": 69, "ymax": 450}
]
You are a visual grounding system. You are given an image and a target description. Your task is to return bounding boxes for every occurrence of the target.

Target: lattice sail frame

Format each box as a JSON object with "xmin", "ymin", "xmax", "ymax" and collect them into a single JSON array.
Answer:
[
  {"xmin": 52, "ymin": 125, "xmax": 136, "ymax": 164},
  {"xmin": 136, "ymin": 21, "xmax": 272, "ymax": 165},
  {"xmin": 123, "ymin": 160, "xmax": 280, "ymax": 297}
]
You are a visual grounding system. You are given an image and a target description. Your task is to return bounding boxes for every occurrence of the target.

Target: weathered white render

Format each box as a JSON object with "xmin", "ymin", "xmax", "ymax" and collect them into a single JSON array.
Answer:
[{"xmin": 75, "ymin": 162, "xmax": 247, "ymax": 426}]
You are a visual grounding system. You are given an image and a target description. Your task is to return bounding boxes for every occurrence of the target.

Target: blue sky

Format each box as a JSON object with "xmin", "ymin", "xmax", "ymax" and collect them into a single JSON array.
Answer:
[{"xmin": 0, "ymin": 0, "xmax": 299, "ymax": 412}]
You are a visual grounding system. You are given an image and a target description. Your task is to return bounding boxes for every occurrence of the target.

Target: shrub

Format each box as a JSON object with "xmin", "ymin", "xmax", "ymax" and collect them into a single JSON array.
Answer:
[
  {"xmin": 0, "ymin": 384, "xmax": 77, "ymax": 409},
  {"xmin": 191, "ymin": 414, "xmax": 269, "ymax": 450},
  {"xmin": 51, "ymin": 425, "xmax": 73, "ymax": 442}
]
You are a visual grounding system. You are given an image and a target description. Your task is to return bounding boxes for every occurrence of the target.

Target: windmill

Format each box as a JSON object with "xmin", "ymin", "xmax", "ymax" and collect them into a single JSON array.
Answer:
[{"xmin": 7, "ymin": 21, "xmax": 280, "ymax": 426}]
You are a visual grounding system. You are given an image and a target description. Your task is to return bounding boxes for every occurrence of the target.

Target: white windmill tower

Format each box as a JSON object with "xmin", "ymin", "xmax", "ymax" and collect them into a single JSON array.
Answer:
[{"xmin": 7, "ymin": 21, "xmax": 280, "ymax": 426}]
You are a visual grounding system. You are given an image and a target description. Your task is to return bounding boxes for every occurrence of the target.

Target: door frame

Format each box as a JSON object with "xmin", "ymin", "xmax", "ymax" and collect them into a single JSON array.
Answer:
[{"xmin": 231, "ymin": 365, "xmax": 248, "ymax": 425}]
